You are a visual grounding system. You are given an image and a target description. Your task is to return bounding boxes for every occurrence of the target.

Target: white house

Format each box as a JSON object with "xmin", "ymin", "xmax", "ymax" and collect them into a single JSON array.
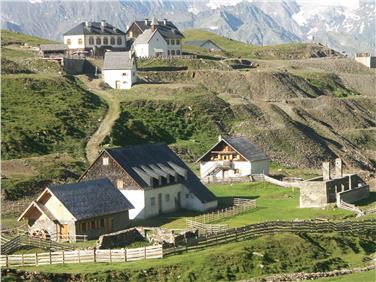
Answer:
[
  {"xmin": 127, "ymin": 17, "xmax": 184, "ymax": 57},
  {"xmin": 132, "ymin": 19, "xmax": 168, "ymax": 58},
  {"xmin": 79, "ymin": 143, "xmax": 218, "ymax": 219},
  {"xmin": 63, "ymin": 20, "xmax": 127, "ymax": 52},
  {"xmin": 102, "ymin": 51, "xmax": 137, "ymax": 90},
  {"xmin": 198, "ymin": 136, "xmax": 270, "ymax": 180}
]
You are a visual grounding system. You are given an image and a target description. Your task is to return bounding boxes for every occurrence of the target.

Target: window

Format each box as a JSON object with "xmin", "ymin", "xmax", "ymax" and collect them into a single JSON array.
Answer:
[
  {"xmin": 96, "ymin": 37, "xmax": 101, "ymax": 45},
  {"xmin": 117, "ymin": 179, "xmax": 124, "ymax": 189},
  {"xmin": 171, "ymin": 39, "xmax": 175, "ymax": 45},
  {"xmin": 67, "ymin": 38, "xmax": 71, "ymax": 45},
  {"xmin": 110, "ymin": 37, "xmax": 115, "ymax": 45},
  {"xmin": 122, "ymin": 72, "xmax": 127, "ymax": 76},
  {"xmin": 234, "ymin": 169, "xmax": 240, "ymax": 174},
  {"xmin": 166, "ymin": 39, "xmax": 170, "ymax": 45},
  {"xmin": 117, "ymin": 37, "xmax": 122, "ymax": 45},
  {"xmin": 171, "ymin": 50, "xmax": 175, "ymax": 56},
  {"xmin": 167, "ymin": 50, "xmax": 170, "ymax": 56},
  {"xmin": 176, "ymin": 50, "xmax": 181, "ymax": 55},
  {"xmin": 81, "ymin": 222, "xmax": 86, "ymax": 232},
  {"xmin": 185, "ymin": 194, "xmax": 189, "ymax": 199},
  {"xmin": 165, "ymin": 194, "xmax": 170, "ymax": 202},
  {"xmin": 133, "ymin": 72, "xmax": 136, "ymax": 76},
  {"xmin": 176, "ymin": 39, "xmax": 180, "ymax": 45},
  {"xmin": 89, "ymin": 37, "xmax": 94, "ymax": 45},
  {"xmin": 91, "ymin": 220, "xmax": 95, "ymax": 229},
  {"xmin": 102, "ymin": 157, "xmax": 109, "ymax": 166},
  {"xmin": 103, "ymin": 37, "xmax": 108, "ymax": 45},
  {"xmin": 150, "ymin": 197, "xmax": 156, "ymax": 206},
  {"xmin": 100, "ymin": 218, "xmax": 105, "ymax": 228},
  {"xmin": 78, "ymin": 38, "xmax": 83, "ymax": 45}
]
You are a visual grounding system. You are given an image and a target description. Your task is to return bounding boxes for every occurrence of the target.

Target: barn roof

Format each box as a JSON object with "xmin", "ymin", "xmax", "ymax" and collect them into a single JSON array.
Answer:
[
  {"xmin": 130, "ymin": 19, "xmax": 184, "ymax": 39},
  {"xmin": 49, "ymin": 178, "xmax": 134, "ymax": 220},
  {"xmin": 63, "ymin": 21, "xmax": 126, "ymax": 36},
  {"xmin": 185, "ymin": 40, "xmax": 222, "ymax": 50},
  {"xmin": 103, "ymin": 51, "xmax": 135, "ymax": 70},
  {"xmin": 39, "ymin": 44, "xmax": 69, "ymax": 51},
  {"xmin": 103, "ymin": 143, "xmax": 216, "ymax": 203},
  {"xmin": 197, "ymin": 136, "xmax": 269, "ymax": 162}
]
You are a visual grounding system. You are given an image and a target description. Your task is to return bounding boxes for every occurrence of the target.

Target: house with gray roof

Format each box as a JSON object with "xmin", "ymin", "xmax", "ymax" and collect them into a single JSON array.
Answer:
[
  {"xmin": 80, "ymin": 143, "xmax": 218, "ymax": 219},
  {"xmin": 127, "ymin": 17, "xmax": 183, "ymax": 57},
  {"xmin": 39, "ymin": 44, "xmax": 69, "ymax": 58},
  {"xmin": 102, "ymin": 51, "xmax": 137, "ymax": 89},
  {"xmin": 198, "ymin": 135, "xmax": 270, "ymax": 180},
  {"xmin": 63, "ymin": 20, "xmax": 127, "ymax": 53},
  {"xmin": 185, "ymin": 40, "xmax": 223, "ymax": 52},
  {"xmin": 18, "ymin": 179, "xmax": 134, "ymax": 241}
]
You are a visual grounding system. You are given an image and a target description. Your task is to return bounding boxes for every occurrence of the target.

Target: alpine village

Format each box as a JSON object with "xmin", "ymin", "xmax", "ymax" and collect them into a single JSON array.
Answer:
[{"xmin": 1, "ymin": 2, "xmax": 376, "ymax": 282}]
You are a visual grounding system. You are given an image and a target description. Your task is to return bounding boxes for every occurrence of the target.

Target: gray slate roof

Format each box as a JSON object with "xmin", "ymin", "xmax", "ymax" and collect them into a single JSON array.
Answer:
[
  {"xmin": 130, "ymin": 20, "xmax": 184, "ymax": 39},
  {"xmin": 185, "ymin": 40, "xmax": 222, "ymax": 50},
  {"xmin": 104, "ymin": 143, "xmax": 216, "ymax": 203},
  {"xmin": 63, "ymin": 21, "xmax": 126, "ymax": 36},
  {"xmin": 49, "ymin": 178, "xmax": 134, "ymax": 221},
  {"xmin": 198, "ymin": 136, "xmax": 269, "ymax": 162},
  {"xmin": 40, "ymin": 44, "xmax": 68, "ymax": 51},
  {"xmin": 103, "ymin": 51, "xmax": 135, "ymax": 70}
]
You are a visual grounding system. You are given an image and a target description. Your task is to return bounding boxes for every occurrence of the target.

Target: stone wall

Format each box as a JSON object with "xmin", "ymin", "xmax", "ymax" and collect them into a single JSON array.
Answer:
[
  {"xmin": 300, "ymin": 182, "xmax": 328, "ymax": 208},
  {"xmin": 96, "ymin": 227, "xmax": 145, "ymax": 249},
  {"xmin": 63, "ymin": 58, "xmax": 85, "ymax": 75},
  {"xmin": 337, "ymin": 185, "xmax": 370, "ymax": 204}
]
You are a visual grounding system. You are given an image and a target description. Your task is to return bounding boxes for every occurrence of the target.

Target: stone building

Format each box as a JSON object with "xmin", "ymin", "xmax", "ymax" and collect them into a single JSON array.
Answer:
[
  {"xmin": 79, "ymin": 143, "xmax": 218, "ymax": 219},
  {"xmin": 63, "ymin": 20, "xmax": 127, "ymax": 54},
  {"xmin": 300, "ymin": 159, "xmax": 370, "ymax": 208},
  {"xmin": 198, "ymin": 135, "xmax": 269, "ymax": 181},
  {"xmin": 18, "ymin": 179, "xmax": 134, "ymax": 241}
]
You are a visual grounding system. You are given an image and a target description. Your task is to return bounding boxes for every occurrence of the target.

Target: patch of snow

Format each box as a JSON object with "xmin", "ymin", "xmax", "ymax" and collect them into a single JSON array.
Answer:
[
  {"xmin": 206, "ymin": 0, "xmax": 251, "ymax": 10},
  {"xmin": 29, "ymin": 0, "xmax": 42, "ymax": 3},
  {"xmin": 188, "ymin": 7, "xmax": 199, "ymax": 15},
  {"xmin": 359, "ymin": 21, "xmax": 365, "ymax": 33},
  {"xmin": 209, "ymin": 26, "xmax": 219, "ymax": 30},
  {"xmin": 292, "ymin": 10, "xmax": 307, "ymax": 26}
]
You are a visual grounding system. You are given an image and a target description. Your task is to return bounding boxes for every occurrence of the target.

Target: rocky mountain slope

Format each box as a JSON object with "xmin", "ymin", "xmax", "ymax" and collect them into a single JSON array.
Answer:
[{"xmin": 1, "ymin": 0, "xmax": 375, "ymax": 55}]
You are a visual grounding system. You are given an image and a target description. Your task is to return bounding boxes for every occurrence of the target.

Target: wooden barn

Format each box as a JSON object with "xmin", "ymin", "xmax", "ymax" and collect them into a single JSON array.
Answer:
[
  {"xmin": 18, "ymin": 179, "xmax": 134, "ymax": 241},
  {"xmin": 79, "ymin": 143, "xmax": 218, "ymax": 219},
  {"xmin": 198, "ymin": 136, "xmax": 269, "ymax": 180}
]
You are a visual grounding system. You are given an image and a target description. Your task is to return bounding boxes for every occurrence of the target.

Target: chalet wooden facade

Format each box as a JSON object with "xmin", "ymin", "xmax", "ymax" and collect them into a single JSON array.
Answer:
[
  {"xmin": 18, "ymin": 179, "xmax": 134, "ymax": 242},
  {"xmin": 80, "ymin": 143, "xmax": 218, "ymax": 219},
  {"xmin": 198, "ymin": 136, "xmax": 270, "ymax": 180}
]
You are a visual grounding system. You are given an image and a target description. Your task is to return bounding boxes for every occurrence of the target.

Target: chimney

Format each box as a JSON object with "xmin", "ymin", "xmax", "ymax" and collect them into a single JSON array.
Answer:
[
  {"xmin": 163, "ymin": 18, "xmax": 167, "ymax": 25},
  {"xmin": 84, "ymin": 21, "xmax": 89, "ymax": 27},
  {"xmin": 322, "ymin": 162, "xmax": 331, "ymax": 181},
  {"xmin": 218, "ymin": 135, "xmax": 222, "ymax": 142},
  {"xmin": 144, "ymin": 18, "xmax": 148, "ymax": 25},
  {"xmin": 151, "ymin": 16, "xmax": 158, "ymax": 31},
  {"xmin": 335, "ymin": 158, "xmax": 343, "ymax": 178},
  {"xmin": 113, "ymin": 27, "xmax": 117, "ymax": 32},
  {"xmin": 101, "ymin": 20, "xmax": 106, "ymax": 32}
]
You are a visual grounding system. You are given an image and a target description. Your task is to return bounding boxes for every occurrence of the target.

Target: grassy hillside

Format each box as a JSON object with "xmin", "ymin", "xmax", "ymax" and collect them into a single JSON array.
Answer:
[
  {"xmin": 12, "ymin": 233, "xmax": 375, "ymax": 281},
  {"xmin": 183, "ymin": 29, "xmax": 342, "ymax": 60},
  {"xmin": 1, "ymin": 29, "xmax": 55, "ymax": 46}
]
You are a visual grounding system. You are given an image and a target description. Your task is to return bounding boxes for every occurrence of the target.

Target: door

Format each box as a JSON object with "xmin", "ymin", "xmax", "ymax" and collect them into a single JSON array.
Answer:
[
  {"xmin": 107, "ymin": 217, "xmax": 113, "ymax": 233},
  {"xmin": 176, "ymin": 192, "xmax": 181, "ymax": 209},
  {"xmin": 115, "ymin": 80, "xmax": 121, "ymax": 89},
  {"xmin": 158, "ymin": 193, "xmax": 162, "ymax": 214},
  {"xmin": 60, "ymin": 224, "xmax": 69, "ymax": 241}
]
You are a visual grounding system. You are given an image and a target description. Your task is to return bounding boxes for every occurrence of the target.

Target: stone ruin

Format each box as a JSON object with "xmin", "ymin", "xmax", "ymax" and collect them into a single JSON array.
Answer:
[{"xmin": 300, "ymin": 158, "xmax": 370, "ymax": 208}]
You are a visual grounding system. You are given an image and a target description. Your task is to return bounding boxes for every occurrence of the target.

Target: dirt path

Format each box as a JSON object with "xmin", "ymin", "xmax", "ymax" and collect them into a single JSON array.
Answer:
[{"xmin": 78, "ymin": 76, "xmax": 120, "ymax": 163}]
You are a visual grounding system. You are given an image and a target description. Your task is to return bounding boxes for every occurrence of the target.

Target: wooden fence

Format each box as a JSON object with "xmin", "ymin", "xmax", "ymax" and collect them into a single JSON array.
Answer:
[
  {"xmin": 166, "ymin": 220, "xmax": 376, "ymax": 255},
  {"xmin": 186, "ymin": 198, "xmax": 256, "ymax": 233},
  {"xmin": 0, "ymin": 245, "xmax": 163, "ymax": 267}
]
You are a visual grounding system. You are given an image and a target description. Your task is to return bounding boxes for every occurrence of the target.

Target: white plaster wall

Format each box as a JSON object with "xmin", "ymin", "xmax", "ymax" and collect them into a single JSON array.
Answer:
[
  {"xmin": 64, "ymin": 35, "xmax": 85, "ymax": 49},
  {"xmin": 250, "ymin": 160, "xmax": 269, "ymax": 175},
  {"xmin": 355, "ymin": 56, "xmax": 371, "ymax": 68},
  {"xmin": 180, "ymin": 186, "xmax": 218, "ymax": 212},
  {"xmin": 103, "ymin": 67, "xmax": 137, "ymax": 90},
  {"xmin": 134, "ymin": 43, "xmax": 150, "ymax": 57},
  {"xmin": 143, "ymin": 184, "xmax": 183, "ymax": 218},
  {"xmin": 121, "ymin": 190, "xmax": 145, "ymax": 219}
]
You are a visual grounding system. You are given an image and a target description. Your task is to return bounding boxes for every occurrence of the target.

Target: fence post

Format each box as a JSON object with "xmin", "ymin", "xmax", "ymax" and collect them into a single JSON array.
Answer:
[
  {"xmin": 78, "ymin": 249, "xmax": 81, "ymax": 263},
  {"xmin": 235, "ymin": 228, "xmax": 238, "ymax": 241},
  {"xmin": 21, "ymin": 253, "xmax": 24, "ymax": 266},
  {"xmin": 124, "ymin": 249, "xmax": 127, "ymax": 262},
  {"xmin": 35, "ymin": 253, "xmax": 38, "ymax": 266},
  {"xmin": 144, "ymin": 247, "xmax": 147, "ymax": 259},
  {"xmin": 184, "ymin": 234, "xmax": 188, "ymax": 253},
  {"xmin": 93, "ymin": 248, "xmax": 96, "ymax": 263},
  {"xmin": 110, "ymin": 249, "xmax": 112, "ymax": 263},
  {"xmin": 49, "ymin": 250, "xmax": 52, "ymax": 265},
  {"xmin": 62, "ymin": 250, "xmax": 65, "ymax": 264},
  {"xmin": 6, "ymin": 255, "xmax": 9, "ymax": 267}
]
